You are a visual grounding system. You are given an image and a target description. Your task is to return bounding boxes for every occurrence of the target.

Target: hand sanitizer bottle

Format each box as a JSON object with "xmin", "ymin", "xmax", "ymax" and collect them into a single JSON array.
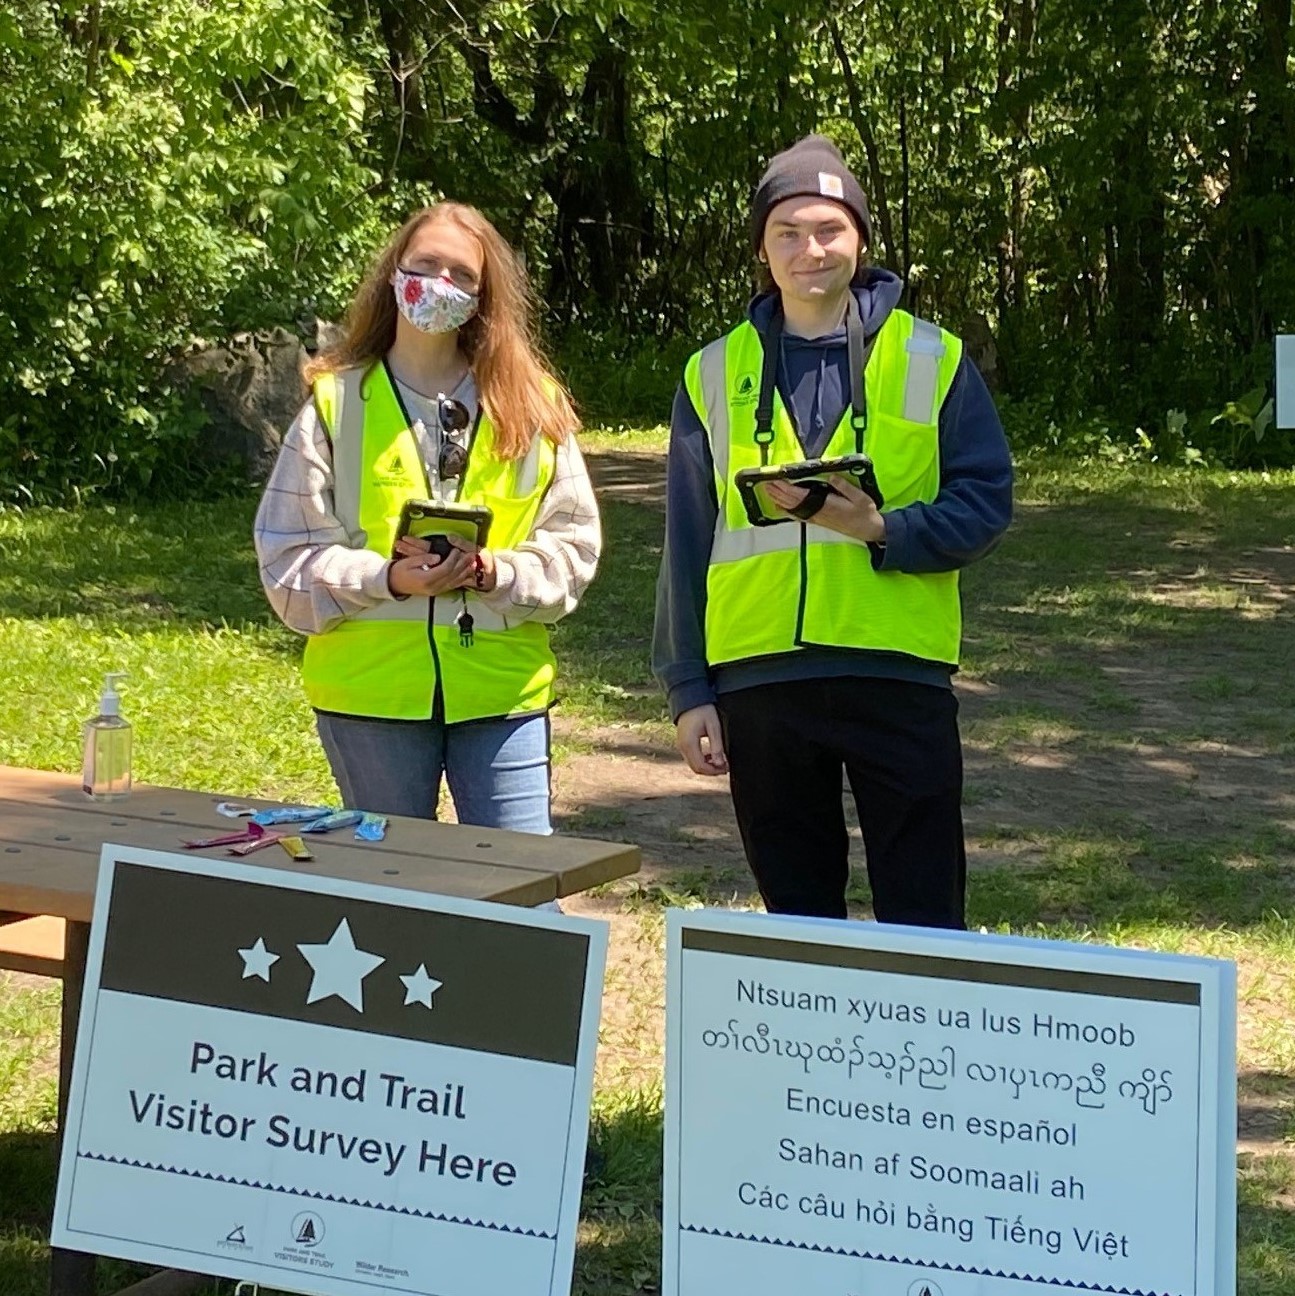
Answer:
[{"xmin": 82, "ymin": 673, "xmax": 132, "ymax": 801}]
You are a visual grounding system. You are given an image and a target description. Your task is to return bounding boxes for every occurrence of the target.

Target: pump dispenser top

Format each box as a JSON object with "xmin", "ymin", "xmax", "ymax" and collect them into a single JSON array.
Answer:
[
  {"xmin": 99, "ymin": 672, "xmax": 127, "ymax": 718},
  {"xmin": 83, "ymin": 672, "xmax": 132, "ymax": 801}
]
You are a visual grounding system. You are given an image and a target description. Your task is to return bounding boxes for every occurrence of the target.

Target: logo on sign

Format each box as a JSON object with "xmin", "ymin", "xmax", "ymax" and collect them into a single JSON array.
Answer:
[
  {"xmin": 291, "ymin": 1211, "xmax": 325, "ymax": 1248},
  {"xmin": 906, "ymin": 1281, "xmax": 943, "ymax": 1296},
  {"xmin": 217, "ymin": 1223, "xmax": 252, "ymax": 1253}
]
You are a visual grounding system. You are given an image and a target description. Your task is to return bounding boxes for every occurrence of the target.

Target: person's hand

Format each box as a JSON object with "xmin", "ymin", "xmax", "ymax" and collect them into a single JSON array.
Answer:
[
  {"xmin": 391, "ymin": 534, "xmax": 496, "ymax": 594},
  {"xmin": 393, "ymin": 535, "xmax": 434, "ymax": 560},
  {"xmin": 443, "ymin": 533, "xmax": 497, "ymax": 593},
  {"xmin": 675, "ymin": 704, "xmax": 729, "ymax": 776},
  {"xmin": 387, "ymin": 545, "xmax": 475, "ymax": 597},
  {"xmin": 764, "ymin": 474, "xmax": 885, "ymax": 544}
]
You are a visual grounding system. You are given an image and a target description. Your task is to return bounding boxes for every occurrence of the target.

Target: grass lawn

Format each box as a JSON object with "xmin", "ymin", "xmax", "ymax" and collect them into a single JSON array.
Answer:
[{"xmin": 1, "ymin": 440, "xmax": 1293, "ymax": 1293}]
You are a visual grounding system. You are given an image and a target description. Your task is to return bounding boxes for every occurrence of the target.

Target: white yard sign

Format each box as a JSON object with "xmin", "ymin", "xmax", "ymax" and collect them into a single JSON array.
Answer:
[
  {"xmin": 1277, "ymin": 334, "xmax": 1295, "ymax": 428},
  {"xmin": 53, "ymin": 846, "xmax": 608, "ymax": 1296},
  {"xmin": 665, "ymin": 910, "xmax": 1236, "ymax": 1296}
]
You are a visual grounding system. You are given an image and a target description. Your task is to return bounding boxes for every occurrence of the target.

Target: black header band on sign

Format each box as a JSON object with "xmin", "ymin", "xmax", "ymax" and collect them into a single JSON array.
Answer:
[
  {"xmin": 681, "ymin": 928, "xmax": 1202, "ymax": 1007},
  {"xmin": 98, "ymin": 862, "xmax": 590, "ymax": 1066}
]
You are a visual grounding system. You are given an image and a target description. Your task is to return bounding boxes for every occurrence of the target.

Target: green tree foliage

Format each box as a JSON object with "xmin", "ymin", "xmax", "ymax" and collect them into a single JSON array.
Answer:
[
  {"xmin": 0, "ymin": 0, "xmax": 386, "ymax": 498},
  {"xmin": 2, "ymin": 0, "xmax": 1293, "ymax": 499}
]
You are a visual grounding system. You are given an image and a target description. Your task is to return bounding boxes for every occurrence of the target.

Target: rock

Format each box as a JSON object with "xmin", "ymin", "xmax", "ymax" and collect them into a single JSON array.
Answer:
[
  {"xmin": 174, "ymin": 327, "xmax": 310, "ymax": 481},
  {"xmin": 301, "ymin": 315, "xmax": 345, "ymax": 356}
]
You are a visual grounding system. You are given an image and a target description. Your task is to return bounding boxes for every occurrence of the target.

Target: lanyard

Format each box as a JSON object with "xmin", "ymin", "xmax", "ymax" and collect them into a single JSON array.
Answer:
[{"xmin": 753, "ymin": 295, "xmax": 875, "ymax": 462}]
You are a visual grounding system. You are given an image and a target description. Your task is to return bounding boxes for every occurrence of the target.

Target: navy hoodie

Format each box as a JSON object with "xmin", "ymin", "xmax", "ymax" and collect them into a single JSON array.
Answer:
[{"xmin": 651, "ymin": 268, "xmax": 1014, "ymax": 722}]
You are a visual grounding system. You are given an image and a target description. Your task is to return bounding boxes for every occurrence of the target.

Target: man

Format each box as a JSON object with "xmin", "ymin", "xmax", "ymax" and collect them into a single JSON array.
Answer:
[{"xmin": 652, "ymin": 134, "xmax": 1012, "ymax": 928}]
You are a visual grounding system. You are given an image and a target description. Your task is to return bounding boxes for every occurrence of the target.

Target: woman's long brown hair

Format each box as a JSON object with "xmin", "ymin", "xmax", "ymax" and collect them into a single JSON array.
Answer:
[{"xmin": 305, "ymin": 203, "xmax": 576, "ymax": 457}]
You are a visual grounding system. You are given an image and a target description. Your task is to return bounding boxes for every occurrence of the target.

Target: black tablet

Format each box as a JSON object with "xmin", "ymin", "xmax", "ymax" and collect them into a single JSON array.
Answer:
[
  {"xmin": 394, "ymin": 499, "xmax": 493, "ymax": 558},
  {"xmin": 733, "ymin": 453, "xmax": 884, "ymax": 527}
]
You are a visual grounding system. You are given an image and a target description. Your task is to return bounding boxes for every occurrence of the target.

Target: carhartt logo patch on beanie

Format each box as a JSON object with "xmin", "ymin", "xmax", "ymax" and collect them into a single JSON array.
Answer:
[{"xmin": 751, "ymin": 134, "xmax": 873, "ymax": 251}]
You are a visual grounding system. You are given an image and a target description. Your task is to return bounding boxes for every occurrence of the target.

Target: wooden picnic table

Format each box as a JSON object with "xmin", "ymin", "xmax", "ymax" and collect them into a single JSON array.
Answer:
[{"xmin": 0, "ymin": 763, "xmax": 639, "ymax": 1296}]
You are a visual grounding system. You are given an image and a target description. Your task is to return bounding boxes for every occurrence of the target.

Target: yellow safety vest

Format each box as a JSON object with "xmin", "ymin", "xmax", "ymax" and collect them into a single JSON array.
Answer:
[
  {"xmin": 301, "ymin": 362, "xmax": 557, "ymax": 723},
  {"xmin": 685, "ymin": 309, "xmax": 963, "ymax": 668}
]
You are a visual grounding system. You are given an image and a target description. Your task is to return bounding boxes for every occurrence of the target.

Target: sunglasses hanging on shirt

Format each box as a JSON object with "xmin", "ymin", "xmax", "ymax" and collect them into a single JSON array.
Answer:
[{"xmin": 437, "ymin": 395, "xmax": 472, "ymax": 481}]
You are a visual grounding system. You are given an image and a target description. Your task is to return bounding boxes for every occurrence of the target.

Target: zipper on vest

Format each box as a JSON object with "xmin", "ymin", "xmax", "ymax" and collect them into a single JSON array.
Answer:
[
  {"xmin": 793, "ymin": 522, "xmax": 810, "ymax": 645},
  {"xmin": 427, "ymin": 598, "xmax": 445, "ymax": 721}
]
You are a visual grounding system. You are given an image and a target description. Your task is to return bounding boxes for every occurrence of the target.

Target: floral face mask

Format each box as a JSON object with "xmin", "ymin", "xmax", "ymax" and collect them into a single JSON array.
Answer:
[{"xmin": 393, "ymin": 269, "xmax": 479, "ymax": 334}]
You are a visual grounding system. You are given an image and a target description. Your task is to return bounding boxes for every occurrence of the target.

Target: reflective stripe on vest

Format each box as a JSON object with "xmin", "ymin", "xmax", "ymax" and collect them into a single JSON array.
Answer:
[
  {"xmin": 686, "ymin": 309, "xmax": 964, "ymax": 668},
  {"xmin": 302, "ymin": 363, "xmax": 557, "ymax": 723},
  {"xmin": 328, "ymin": 366, "xmax": 370, "ymax": 545},
  {"xmin": 904, "ymin": 318, "xmax": 946, "ymax": 423},
  {"xmin": 349, "ymin": 598, "xmax": 513, "ymax": 632}
]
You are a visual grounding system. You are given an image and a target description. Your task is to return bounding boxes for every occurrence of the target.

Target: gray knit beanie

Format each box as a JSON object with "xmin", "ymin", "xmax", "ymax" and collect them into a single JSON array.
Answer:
[{"xmin": 751, "ymin": 134, "xmax": 873, "ymax": 251}]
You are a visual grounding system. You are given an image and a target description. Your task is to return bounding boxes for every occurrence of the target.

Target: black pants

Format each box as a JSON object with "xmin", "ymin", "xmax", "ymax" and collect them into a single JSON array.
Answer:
[{"xmin": 717, "ymin": 677, "xmax": 966, "ymax": 929}]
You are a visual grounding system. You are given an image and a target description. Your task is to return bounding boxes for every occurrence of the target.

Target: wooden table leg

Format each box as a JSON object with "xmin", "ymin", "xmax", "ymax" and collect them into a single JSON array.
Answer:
[
  {"xmin": 46, "ymin": 922, "xmax": 212, "ymax": 1296},
  {"xmin": 50, "ymin": 919, "xmax": 95, "ymax": 1296}
]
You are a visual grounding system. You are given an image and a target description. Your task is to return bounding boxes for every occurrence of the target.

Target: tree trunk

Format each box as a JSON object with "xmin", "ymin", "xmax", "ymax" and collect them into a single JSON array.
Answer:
[
  {"xmin": 1106, "ymin": 5, "xmax": 1165, "ymax": 392},
  {"xmin": 899, "ymin": 91, "xmax": 911, "ymax": 291},
  {"xmin": 376, "ymin": 3, "xmax": 426, "ymax": 134},
  {"xmin": 826, "ymin": 16, "xmax": 898, "ymax": 268},
  {"xmin": 542, "ymin": 26, "xmax": 648, "ymax": 324},
  {"xmin": 1230, "ymin": 0, "xmax": 1293, "ymax": 347},
  {"xmin": 84, "ymin": 0, "xmax": 102, "ymax": 86},
  {"xmin": 994, "ymin": 0, "xmax": 1037, "ymax": 358}
]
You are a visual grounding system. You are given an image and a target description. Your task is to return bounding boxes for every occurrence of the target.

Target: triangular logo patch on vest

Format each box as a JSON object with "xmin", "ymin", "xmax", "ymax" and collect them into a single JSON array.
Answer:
[
  {"xmin": 733, "ymin": 372, "xmax": 758, "ymax": 407},
  {"xmin": 374, "ymin": 446, "xmax": 416, "ymax": 487}
]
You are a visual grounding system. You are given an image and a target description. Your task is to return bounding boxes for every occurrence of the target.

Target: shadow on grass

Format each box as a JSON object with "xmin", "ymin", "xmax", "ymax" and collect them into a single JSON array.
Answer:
[
  {"xmin": 551, "ymin": 497, "xmax": 664, "ymax": 726},
  {"xmin": 0, "ymin": 497, "xmax": 277, "ymax": 636},
  {"xmin": 1239, "ymin": 1072, "xmax": 1295, "ymax": 1147},
  {"xmin": 0, "ymin": 487, "xmax": 668, "ymax": 727},
  {"xmin": 562, "ymin": 719, "xmax": 1295, "ymax": 932},
  {"xmin": 1237, "ymin": 1177, "xmax": 1295, "ymax": 1296},
  {"xmin": 3, "ymin": 458, "xmax": 1291, "ymax": 740},
  {"xmin": 577, "ymin": 1090, "xmax": 662, "ymax": 1296}
]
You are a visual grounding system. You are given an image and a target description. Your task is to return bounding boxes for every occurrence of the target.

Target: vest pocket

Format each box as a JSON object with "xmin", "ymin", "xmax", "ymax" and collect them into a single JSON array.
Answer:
[
  {"xmin": 435, "ymin": 622, "xmax": 556, "ymax": 724},
  {"xmin": 799, "ymin": 539, "xmax": 962, "ymax": 664},
  {"xmin": 866, "ymin": 409, "xmax": 941, "ymax": 509},
  {"xmin": 798, "ymin": 537, "xmax": 879, "ymax": 648},
  {"xmin": 303, "ymin": 621, "xmax": 437, "ymax": 720}
]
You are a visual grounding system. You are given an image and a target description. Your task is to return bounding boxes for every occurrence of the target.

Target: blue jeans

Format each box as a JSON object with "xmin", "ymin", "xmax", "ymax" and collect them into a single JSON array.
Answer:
[{"xmin": 315, "ymin": 711, "xmax": 552, "ymax": 835}]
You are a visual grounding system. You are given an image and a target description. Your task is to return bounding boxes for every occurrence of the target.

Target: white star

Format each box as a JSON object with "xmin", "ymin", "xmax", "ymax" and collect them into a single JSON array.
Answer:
[
  {"xmin": 238, "ymin": 937, "xmax": 280, "ymax": 982},
  {"xmin": 297, "ymin": 919, "xmax": 385, "ymax": 1012},
  {"xmin": 399, "ymin": 964, "xmax": 443, "ymax": 1009}
]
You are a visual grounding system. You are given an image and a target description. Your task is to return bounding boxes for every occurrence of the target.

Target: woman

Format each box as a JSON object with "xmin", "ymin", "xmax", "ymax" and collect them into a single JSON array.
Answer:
[{"xmin": 255, "ymin": 202, "xmax": 601, "ymax": 833}]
